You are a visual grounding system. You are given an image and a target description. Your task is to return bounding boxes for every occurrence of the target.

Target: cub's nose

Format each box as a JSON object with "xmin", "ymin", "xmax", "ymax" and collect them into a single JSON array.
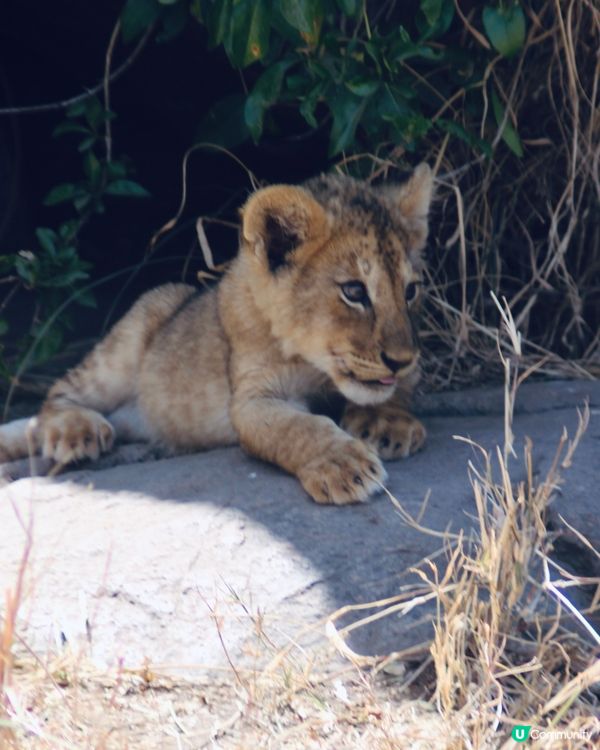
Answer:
[{"xmin": 380, "ymin": 351, "xmax": 414, "ymax": 374}]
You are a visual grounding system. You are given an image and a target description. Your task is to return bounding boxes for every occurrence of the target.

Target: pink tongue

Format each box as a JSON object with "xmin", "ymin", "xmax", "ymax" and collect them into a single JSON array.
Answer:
[{"xmin": 379, "ymin": 377, "xmax": 396, "ymax": 386}]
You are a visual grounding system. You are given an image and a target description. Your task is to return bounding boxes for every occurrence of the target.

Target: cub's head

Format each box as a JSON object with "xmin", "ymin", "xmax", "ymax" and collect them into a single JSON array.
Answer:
[{"xmin": 240, "ymin": 164, "xmax": 433, "ymax": 405}]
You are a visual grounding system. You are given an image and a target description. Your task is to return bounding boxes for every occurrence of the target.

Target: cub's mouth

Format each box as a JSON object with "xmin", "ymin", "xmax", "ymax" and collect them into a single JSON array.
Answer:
[
  {"xmin": 356, "ymin": 376, "xmax": 396, "ymax": 388},
  {"xmin": 343, "ymin": 358, "xmax": 418, "ymax": 389},
  {"xmin": 341, "ymin": 372, "xmax": 397, "ymax": 391},
  {"xmin": 330, "ymin": 356, "xmax": 419, "ymax": 405},
  {"xmin": 334, "ymin": 371, "xmax": 398, "ymax": 406}
]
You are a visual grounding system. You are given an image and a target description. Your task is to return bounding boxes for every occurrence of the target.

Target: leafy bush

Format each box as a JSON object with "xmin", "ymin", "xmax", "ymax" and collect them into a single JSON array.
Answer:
[
  {"xmin": 176, "ymin": 0, "xmax": 527, "ymax": 158},
  {"xmin": 0, "ymin": 95, "xmax": 149, "ymax": 385},
  {"xmin": 120, "ymin": 0, "xmax": 600, "ymax": 383},
  {"xmin": 1, "ymin": 0, "xmax": 598, "ymax": 394}
]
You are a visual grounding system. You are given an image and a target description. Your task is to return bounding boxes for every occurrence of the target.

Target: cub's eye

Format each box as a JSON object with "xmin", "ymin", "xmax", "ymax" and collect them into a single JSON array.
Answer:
[
  {"xmin": 340, "ymin": 280, "xmax": 370, "ymax": 307},
  {"xmin": 405, "ymin": 281, "xmax": 420, "ymax": 304}
]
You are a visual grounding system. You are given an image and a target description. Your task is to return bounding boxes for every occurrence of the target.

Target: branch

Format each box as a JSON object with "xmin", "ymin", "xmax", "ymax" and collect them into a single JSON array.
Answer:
[
  {"xmin": 104, "ymin": 19, "xmax": 121, "ymax": 163},
  {"xmin": 0, "ymin": 24, "xmax": 154, "ymax": 117}
]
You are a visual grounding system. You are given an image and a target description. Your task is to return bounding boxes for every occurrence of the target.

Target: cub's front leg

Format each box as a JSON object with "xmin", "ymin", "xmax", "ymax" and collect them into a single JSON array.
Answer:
[
  {"xmin": 231, "ymin": 392, "xmax": 386, "ymax": 505},
  {"xmin": 341, "ymin": 400, "xmax": 426, "ymax": 461}
]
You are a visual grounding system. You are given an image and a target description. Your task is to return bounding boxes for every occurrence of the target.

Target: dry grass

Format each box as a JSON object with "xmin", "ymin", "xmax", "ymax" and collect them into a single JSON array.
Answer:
[
  {"xmin": 338, "ymin": 0, "xmax": 600, "ymax": 391},
  {"xmin": 251, "ymin": 300, "xmax": 600, "ymax": 748},
  {"xmin": 6, "ymin": 2, "xmax": 597, "ymax": 406},
  {"xmin": 128, "ymin": 2, "xmax": 600, "ymax": 401},
  {"xmin": 181, "ymin": 0, "xmax": 600, "ymax": 397},
  {"xmin": 1, "ymin": 302, "xmax": 598, "ymax": 748},
  {"xmin": 419, "ymin": 0, "xmax": 600, "ymax": 387},
  {"xmin": 1, "ymin": 4, "xmax": 599, "ymax": 746}
]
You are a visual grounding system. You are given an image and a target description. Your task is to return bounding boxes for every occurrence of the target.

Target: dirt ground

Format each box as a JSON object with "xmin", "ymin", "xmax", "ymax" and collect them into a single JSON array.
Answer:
[{"xmin": 2, "ymin": 379, "xmax": 599, "ymax": 748}]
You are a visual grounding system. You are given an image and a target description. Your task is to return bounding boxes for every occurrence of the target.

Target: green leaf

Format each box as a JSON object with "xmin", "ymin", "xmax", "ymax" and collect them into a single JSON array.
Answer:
[
  {"xmin": 392, "ymin": 113, "xmax": 431, "ymax": 149},
  {"xmin": 392, "ymin": 34, "xmax": 443, "ymax": 63},
  {"xmin": 244, "ymin": 60, "xmax": 293, "ymax": 142},
  {"xmin": 74, "ymin": 194, "xmax": 92, "ymax": 212},
  {"xmin": 106, "ymin": 160, "xmax": 129, "ymax": 179},
  {"xmin": 105, "ymin": 179, "xmax": 151, "ymax": 197},
  {"xmin": 299, "ymin": 82, "xmax": 325, "ymax": 129},
  {"xmin": 190, "ymin": 0, "xmax": 203, "ymax": 22},
  {"xmin": 482, "ymin": 3, "xmax": 526, "ymax": 58},
  {"xmin": 420, "ymin": 0, "xmax": 443, "ymax": 26},
  {"xmin": 52, "ymin": 121, "xmax": 90, "ymax": 138},
  {"xmin": 197, "ymin": 95, "xmax": 250, "ymax": 147},
  {"xmin": 83, "ymin": 97, "xmax": 104, "ymax": 130},
  {"xmin": 77, "ymin": 135, "xmax": 97, "ymax": 152},
  {"xmin": 205, "ymin": 0, "xmax": 232, "ymax": 47},
  {"xmin": 66, "ymin": 100, "xmax": 87, "ymax": 118},
  {"xmin": 278, "ymin": 0, "xmax": 323, "ymax": 39},
  {"xmin": 418, "ymin": 0, "xmax": 454, "ymax": 39},
  {"xmin": 376, "ymin": 84, "xmax": 412, "ymax": 121},
  {"xmin": 491, "ymin": 89, "xmax": 523, "ymax": 157},
  {"xmin": 121, "ymin": 0, "xmax": 161, "ymax": 43},
  {"xmin": 43, "ymin": 183, "xmax": 80, "ymax": 206},
  {"xmin": 346, "ymin": 79, "xmax": 380, "ymax": 97},
  {"xmin": 157, "ymin": 1, "xmax": 189, "ymax": 42},
  {"xmin": 328, "ymin": 88, "xmax": 369, "ymax": 156},
  {"xmin": 196, "ymin": 94, "xmax": 251, "ymax": 147},
  {"xmin": 363, "ymin": 38, "xmax": 381, "ymax": 61},
  {"xmin": 157, "ymin": 0, "xmax": 178, "ymax": 4},
  {"xmin": 58, "ymin": 220, "xmax": 80, "ymax": 242},
  {"xmin": 39, "ymin": 269, "xmax": 90, "ymax": 288},
  {"xmin": 73, "ymin": 288, "xmax": 97, "ymax": 309},
  {"xmin": 336, "ymin": 0, "xmax": 359, "ymax": 16},
  {"xmin": 83, "ymin": 151, "xmax": 102, "ymax": 188},
  {"xmin": 15, "ymin": 254, "xmax": 37, "ymax": 286},
  {"xmin": 0, "ymin": 319, "xmax": 8, "ymax": 336},
  {"xmin": 55, "ymin": 245, "xmax": 78, "ymax": 262},
  {"xmin": 436, "ymin": 118, "xmax": 492, "ymax": 158},
  {"xmin": 35, "ymin": 228, "xmax": 58, "ymax": 255},
  {"xmin": 226, "ymin": 0, "xmax": 270, "ymax": 67}
]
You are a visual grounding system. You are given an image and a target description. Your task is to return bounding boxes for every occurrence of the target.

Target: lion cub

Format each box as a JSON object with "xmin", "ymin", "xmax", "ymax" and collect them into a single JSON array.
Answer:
[{"xmin": 0, "ymin": 164, "xmax": 433, "ymax": 504}]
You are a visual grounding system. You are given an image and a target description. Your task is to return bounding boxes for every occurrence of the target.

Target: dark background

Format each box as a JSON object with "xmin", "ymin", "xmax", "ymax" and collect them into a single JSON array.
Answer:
[
  {"xmin": 0, "ymin": 0, "xmax": 331, "ymax": 333},
  {"xmin": 2, "ymin": 0, "xmax": 597, "ymax": 396}
]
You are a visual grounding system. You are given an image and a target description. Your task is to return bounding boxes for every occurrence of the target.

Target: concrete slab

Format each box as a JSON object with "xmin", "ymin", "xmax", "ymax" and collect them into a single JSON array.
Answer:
[{"xmin": 1, "ymin": 380, "xmax": 598, "ymax": 676}]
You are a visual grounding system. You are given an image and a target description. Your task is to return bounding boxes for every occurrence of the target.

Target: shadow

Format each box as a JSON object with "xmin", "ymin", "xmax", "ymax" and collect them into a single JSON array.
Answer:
[{"xmin": 2, "ymin": 380, "xmax": 598, "ymax": 675}]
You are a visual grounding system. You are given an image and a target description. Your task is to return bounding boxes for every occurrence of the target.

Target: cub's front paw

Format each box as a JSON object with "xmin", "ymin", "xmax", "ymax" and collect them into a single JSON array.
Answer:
[
  {"xmin": 297, "ymin": 439, "xmax": 387, "ymax": 505},
  {"xmin": 342, "ymin": 405, "xmax": 426, "ymax": 460},
  {"xmin": 35, "ymin": 408, "xmax": 115, "ymax": 465}
]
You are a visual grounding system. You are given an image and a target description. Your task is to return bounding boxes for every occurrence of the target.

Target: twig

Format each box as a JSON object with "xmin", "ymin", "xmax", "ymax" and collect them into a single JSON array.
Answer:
[
  {"xmin": 147, "ymin": 143, "xmax": 258, "ymax": 256},
  {"xmin": 103, "ymin": 19, "xmax": 121, "ymax": 163},
  {"xmin": 0, "ymin": 24, "xmax": 154, "ymax": 117}
]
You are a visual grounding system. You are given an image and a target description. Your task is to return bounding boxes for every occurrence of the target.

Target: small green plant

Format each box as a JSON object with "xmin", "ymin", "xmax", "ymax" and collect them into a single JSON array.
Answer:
[
  {"xmin": 116, "ymin": 0, "xmax": 527, "ymax": 158},
  {"xmin": 2, "ymin": 0, "xmax": 597, "ymax": 392},
  {"xmin": 193, "ymin": 0, "xmax": 527, "ymax": 157},
  {"xmin": 1, "ymin": 95, "xmax": 149, "ymax": 378},
  {"xmin": 47, "ymin": 97, "xmax": 149, "ymax": 213},
  {"xmin": 0, "ymin": 0, "xmax": 529, "ymax": 382}
]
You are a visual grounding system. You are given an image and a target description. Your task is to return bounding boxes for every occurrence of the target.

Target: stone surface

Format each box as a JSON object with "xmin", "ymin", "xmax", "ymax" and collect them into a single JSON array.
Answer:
[{"xmin": 1, "ymin": 380, "xmax": 598, "ymax": 676}]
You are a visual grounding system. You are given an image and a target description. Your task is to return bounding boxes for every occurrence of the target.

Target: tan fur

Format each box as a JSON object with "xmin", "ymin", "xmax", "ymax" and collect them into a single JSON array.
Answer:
[{"xmin": 0, "ymin": 165, "xmax": 434, "ymax": 504}]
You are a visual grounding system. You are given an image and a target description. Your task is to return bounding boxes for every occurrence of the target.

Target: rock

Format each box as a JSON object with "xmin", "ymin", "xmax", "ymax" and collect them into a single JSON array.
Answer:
[{"xmin": 1, "ymin": 380, "xmax": 598, "ymax": 676}]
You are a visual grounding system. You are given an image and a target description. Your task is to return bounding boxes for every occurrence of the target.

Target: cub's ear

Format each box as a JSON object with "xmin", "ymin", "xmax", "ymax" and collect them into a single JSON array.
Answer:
[
  {"xmin": 241, "ymin": 185, "xmax": 329, "ymax": 272},
  {"xmin": 383, "ymin": 163, "xmax": 434, "ymax": 253}
]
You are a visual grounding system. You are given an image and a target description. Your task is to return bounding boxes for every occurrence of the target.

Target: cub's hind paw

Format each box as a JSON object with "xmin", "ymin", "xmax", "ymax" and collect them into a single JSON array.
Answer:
[
  {"xmin": 36, "ymin": 409, "xmax": 115, "ymax": 466},
  {"xmin": 298, "ymin": 439, "xmax": 387, "ymax": 505}
]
